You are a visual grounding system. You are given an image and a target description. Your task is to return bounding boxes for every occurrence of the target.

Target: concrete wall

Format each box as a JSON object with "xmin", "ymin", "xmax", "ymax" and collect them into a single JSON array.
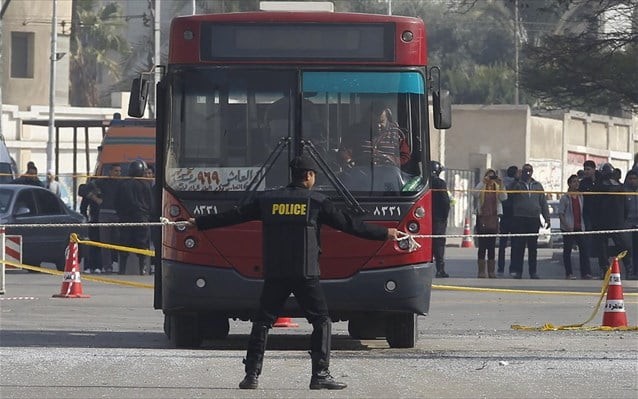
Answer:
[
  {"xmin": 2, "ymin": 0, "xmax": 72, "ymax": 109},
  {"xmin": 444, "ymin": 105, "xmax": 529, "ymax": 171},
  {"xmin": 445, "ymin": 107, "xmax": 637, "ymax": 195}
]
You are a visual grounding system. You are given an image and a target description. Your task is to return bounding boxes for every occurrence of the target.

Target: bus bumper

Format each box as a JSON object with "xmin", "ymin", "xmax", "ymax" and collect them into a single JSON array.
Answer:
[{"xmin": 162, "ymin": 261, "xmax": 433, "ymax": 319}]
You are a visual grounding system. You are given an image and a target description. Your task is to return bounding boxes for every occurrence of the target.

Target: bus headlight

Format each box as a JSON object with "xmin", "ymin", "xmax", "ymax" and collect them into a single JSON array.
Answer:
[
  {"xmin": 169, "ymin": 205, "xmax": 181, "ymax": 217},
  {"xmin": 407, "ymin": 221, "xmax": 420, "ymax": 233},
  {"xmin": 196, "ymin": 278, "xmax": 206, "ymax": 288},
  {"xmin": 401, "ymin": 31, "xmax": 414, "ymax": 42},
  {"xmin": 398, "ymin": 239, "xmax": 410, "ymax": 250},
  {"xmin": 184, "ymin": 237, "xmax": 197, "ymax": 249},
  {"xmin": 413, "ymin": 207, "xmax": 425, "ymax": 218},
  {"xmin": 175, "ymin": 221, "xmax": 188, "ymax": 232},
  {"xmin": 385, "ymin": 280, "xmax": 397, "ymax": 292}
]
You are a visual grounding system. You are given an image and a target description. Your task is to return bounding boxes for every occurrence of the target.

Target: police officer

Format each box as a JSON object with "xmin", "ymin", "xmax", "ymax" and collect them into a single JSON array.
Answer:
[
  {"xmin": 114, "ymin": 160, "xmax": 153, "ymax": 275},
  {"xmin": 431, "ymin": 160, "xmax": 451, "ymax": 277},
  {"xmin": 187, "ymin": 155, "xmax": 398, "ymax": 390}
]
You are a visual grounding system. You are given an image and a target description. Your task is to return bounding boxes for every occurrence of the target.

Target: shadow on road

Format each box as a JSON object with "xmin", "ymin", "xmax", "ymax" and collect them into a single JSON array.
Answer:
[{"xmin": 0, "ymin": 330, "xmax": 376, "ymax": 350}]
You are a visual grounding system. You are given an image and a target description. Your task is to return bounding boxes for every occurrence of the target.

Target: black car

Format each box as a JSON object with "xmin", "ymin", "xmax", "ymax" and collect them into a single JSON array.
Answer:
[{"xmin": 0, "ymin": 184, "xmax": 87, "ymax": 271}]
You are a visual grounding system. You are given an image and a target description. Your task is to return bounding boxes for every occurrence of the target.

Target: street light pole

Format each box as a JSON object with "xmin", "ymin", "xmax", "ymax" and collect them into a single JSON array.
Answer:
[{"xmin": 47, "ymin": 0, "xmax": 57, "ymax": 172}]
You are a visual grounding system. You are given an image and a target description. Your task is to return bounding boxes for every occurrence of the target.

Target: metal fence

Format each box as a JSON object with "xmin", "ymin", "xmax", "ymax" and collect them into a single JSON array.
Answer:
[{"xmin": 441, "ymin": 168, "xmax": 476, "ymax": 232}]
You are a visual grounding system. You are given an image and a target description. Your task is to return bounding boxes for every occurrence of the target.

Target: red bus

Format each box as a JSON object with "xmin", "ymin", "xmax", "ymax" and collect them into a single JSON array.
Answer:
[{"xmin": 129, "ymin": 10, "xmax": 451, "ymax": 349}]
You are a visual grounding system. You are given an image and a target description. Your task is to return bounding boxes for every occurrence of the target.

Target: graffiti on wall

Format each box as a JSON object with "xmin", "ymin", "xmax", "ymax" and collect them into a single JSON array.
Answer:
[{"xmin": 529, "ymin": 159, "xmax": 562, "ymax": 198}]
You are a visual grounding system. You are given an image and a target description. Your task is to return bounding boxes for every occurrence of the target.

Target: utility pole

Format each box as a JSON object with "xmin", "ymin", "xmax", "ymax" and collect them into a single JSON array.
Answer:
[
  {"xmin": 47, "ymin": 0, "xmax": 58, "ymax": 172},
  {"xmin": 514, "ymin": 0, "xmax": 520, "ymax": 105},
  {"xmin": 0, "ymin": 0, "xmax": 4, "ymax": 137},
  {"xmin": 150, "ymin": 0, "xmax": 161, "ymax": 119},
  {"xmin": 192, "ymin": 0, "xmax": 196, "ymax": 15}
]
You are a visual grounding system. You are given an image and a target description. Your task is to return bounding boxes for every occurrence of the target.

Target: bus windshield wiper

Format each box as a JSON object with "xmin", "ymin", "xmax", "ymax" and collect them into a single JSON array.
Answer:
[
  {"xmin": 301, "ymin": 139, "xmax": 366, "ymax": 215},
  {"xmin": 240, "ymin": 136, "xmax": 291, "ymax": 206}
]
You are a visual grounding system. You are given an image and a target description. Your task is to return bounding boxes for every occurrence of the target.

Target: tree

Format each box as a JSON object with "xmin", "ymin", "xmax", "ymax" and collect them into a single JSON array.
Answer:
[
  {"xmin": 70, "ymin": 0, "xmax": 130, "ymax": 106},
  {"xmin": 521, "ymin": 0, "xmax": 638, "ymax": 114}
]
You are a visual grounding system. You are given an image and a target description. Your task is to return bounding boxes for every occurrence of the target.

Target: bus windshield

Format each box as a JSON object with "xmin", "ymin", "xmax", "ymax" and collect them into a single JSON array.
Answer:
[{"xmin": 166, "ymin": 68, "xmax": 426, "ymax": 196}]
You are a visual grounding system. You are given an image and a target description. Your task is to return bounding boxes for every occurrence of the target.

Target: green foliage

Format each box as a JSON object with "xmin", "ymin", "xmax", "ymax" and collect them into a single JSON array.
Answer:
[{"xmin": 70, "ymin": 0, "xmax": 130, "ymax": 106}]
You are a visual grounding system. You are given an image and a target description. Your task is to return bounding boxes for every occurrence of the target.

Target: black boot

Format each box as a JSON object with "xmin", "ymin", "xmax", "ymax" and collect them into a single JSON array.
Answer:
[
  {"xmin": 435, "ymin": 263, "xmax": 449, "ymax": 278},
  {"xmin": 309, "ymin": 357, "xmax": 347, "ymax": 390},
  {"xmin": 138, "ymin": 255, "xmax": 150, "ymax": 275},
  {"xmin": 309, "ymin": 318, "xmax": 346, "ymax": 390},
  {"xmin": 238, "ymin": 323, "xmax": 268, "ymax": 390},
  {"xmin": 239, "ymin": 366, "xmax": 259, "ymax": 389}
]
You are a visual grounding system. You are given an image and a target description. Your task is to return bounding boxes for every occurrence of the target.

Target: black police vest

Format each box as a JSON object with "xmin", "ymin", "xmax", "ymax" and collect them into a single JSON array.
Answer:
[{"xmin": 260, "ymin": 191, "xmax": 321, "ymax": 279}]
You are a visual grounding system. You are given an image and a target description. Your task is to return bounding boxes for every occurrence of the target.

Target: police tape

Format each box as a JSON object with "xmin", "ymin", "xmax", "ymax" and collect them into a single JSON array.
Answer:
[
  {"xmin": 70, "ymin": 233, "xmax": 155, "ymax": 256},
  {"xmin": 0, "ymin": 259, "xmax": 153, "ymax": 289},
  {"xmin": 510, "ymin": 253, "xmax": 638, "ymax": 331}
]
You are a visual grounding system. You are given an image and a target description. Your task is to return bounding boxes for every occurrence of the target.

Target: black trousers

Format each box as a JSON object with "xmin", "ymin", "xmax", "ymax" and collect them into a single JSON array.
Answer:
[
  {"xmin": 245, "ymin": 277, "xmax": 332, "ymax": 374},
  {"xmin": 562, "ymin": 233, "xmax": 591, "ymax": 277},
  {"xmin": 432, "ymin": 219, "xmax": 447, "ymax": 271},
  {"xmin": 597, "ymin": 232, "xmax": 632, "ymax": 275},
  {"xmin": 118, "ymin": 225, "xmax": 150, "ymax": 274},
  {"xmin": 497, "ymin": 216, "xmax": 513, "ymax": 272},
  {"xmin": 510, "ymin": 216, "xmax": 540, "ymax": 276}
]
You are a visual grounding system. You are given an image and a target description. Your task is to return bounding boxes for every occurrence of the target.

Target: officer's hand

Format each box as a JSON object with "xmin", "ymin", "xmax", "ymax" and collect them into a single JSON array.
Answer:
[
  {"xmin": 187, "ymin": 218, "xmax": 196, "ymax": 227},
  {"xmin": 387, "ymin": 228, "xmax": 399, "ymax": 240}
]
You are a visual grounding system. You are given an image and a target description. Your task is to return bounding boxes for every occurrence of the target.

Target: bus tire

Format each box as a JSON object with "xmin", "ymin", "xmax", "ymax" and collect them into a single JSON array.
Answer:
[
  {"xmin": 386, "ymin": 313, "xmax": 418, "ymax": 348},
  {"xmin": 348, "ymin": 315, "xmax": 386, "ymax": 340},
  {"xmin": 168, "ymin": 313, "xmax": 202, "ymax": 348},
  {"xmin": 199, "ymin": 314, "xmax": 230, "ymax": 340}
]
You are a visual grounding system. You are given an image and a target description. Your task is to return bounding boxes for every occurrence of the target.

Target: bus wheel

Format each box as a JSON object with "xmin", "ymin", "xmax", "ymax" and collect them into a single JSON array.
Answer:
[
  {"xmin": 168, "ymin": 313, "xmax": 202, "ymax": 348},
  {"xmin": 199, "ymin": 314, "xmax": 230, "ymax": 340},
  {"xmin": 385, "ymin": 313, "xmax": 418, "ymax": 348},
  {"xmin": 348, "ymin": 315, "xmax": 386, "ymax": 340}
]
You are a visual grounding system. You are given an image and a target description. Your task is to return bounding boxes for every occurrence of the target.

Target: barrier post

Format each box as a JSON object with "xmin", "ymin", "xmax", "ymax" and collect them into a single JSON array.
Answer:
[{"xmin": 1, "ymin": 226, "xmax": 5, "ymax": 294}]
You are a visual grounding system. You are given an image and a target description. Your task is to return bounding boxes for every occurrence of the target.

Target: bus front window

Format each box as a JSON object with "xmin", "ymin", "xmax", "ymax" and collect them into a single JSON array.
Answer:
[
  {"xmin": 301, "ymin": 71, "xmax": 426, "ymax": 196},
  {"xmin": 166, "ymin": 68, "xmax": 296, "ymax": 192}
]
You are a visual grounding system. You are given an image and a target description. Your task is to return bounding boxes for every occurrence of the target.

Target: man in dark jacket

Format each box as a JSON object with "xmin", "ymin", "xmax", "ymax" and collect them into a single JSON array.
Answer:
[
  {"xmin": 115, "ymin": 160, "xmax": 153, "ymax": 275},
  {"xmin": 431, "ymin": 160, "xmax": 451, "ymax": 277},
  {"xmin": 94, "ymin": 164, "xmax": 122, "ymax": 273},
  {"xmin": 79, "ymin": 181, "xmax": 102, "ymax": 273},
  {"xmin": 497, "ymin": 165, "xmax": 518, "ymax": 276},
  {"xmin": 188, "ymin": 155, "xmax": 397, "ymax": 390},
  {"xmin": 12, "ymin": 163, "xmax": 43, "ymax": 187},
  {"xmin": 508, "ymin": 164, "xmax": 550, "ymax": 279},
  {"xmin": 596, "ymin": 163, "xmax": 633, "ymax": 278}
]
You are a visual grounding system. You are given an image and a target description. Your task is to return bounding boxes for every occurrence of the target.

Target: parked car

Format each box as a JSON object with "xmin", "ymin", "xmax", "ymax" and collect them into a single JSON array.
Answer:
[{"xmin": 0, "ymin": 184, "xmax": 87, "ymax": 271}]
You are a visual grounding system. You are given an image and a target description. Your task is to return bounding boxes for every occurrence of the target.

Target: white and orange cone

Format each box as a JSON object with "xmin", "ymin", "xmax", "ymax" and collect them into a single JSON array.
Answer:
[
  {"xmin": 53, "ymin": 239, "xmax": 90, "ymax": 299},
  {"xmin": 602, "ymin": 257, "xmax": 627, "ymax": 328}
]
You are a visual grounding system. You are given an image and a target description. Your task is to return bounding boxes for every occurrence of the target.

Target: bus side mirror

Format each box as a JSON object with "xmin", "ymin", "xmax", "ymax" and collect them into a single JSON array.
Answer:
[
  {"xmin": 433, "ymin": 90, "xmax": 451, "ymax": 130},
  {"xmin": 128, "ymin": 77, "xmax": 150, "ymax": 118}
]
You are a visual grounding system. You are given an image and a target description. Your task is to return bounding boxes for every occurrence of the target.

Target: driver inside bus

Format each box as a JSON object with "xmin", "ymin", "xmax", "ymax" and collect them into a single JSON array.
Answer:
[{"xmin": 338, "ymin": 107, "xmax": 411, "ymax": 168}]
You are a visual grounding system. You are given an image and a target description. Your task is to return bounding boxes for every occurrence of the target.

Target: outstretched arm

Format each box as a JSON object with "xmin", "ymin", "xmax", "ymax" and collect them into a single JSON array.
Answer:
[
  {"xmin": 319, "ymin": 199, "xmax": 396, "ymax": 240},
  {"xmin": 188, "ymin": 201, "xmax": 261, "ymax": 230}
]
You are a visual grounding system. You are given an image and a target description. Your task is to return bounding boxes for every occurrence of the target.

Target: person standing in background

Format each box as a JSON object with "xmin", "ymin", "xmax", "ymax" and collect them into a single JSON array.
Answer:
[
  {"xmin": 558, "ymin": 175, "xmax": 592, "ymax": 280},
  {"xmin": 497, "ymin": 166, "xmax": 518, "ymax": 277},
  {"xmin": 624, "ymin": 170, "xmax": 638, "ymax": 280},
  {"xmin": 508, "ymin": 164, "xmax": 550, "ymax": 279},
  {"xmin": 46, "ymin": 169, "xmax": 61, "ymax": 197},
  {"xmin": 95, "ymin": 164, "xmax": 122, "ymax": 274},
  {"xmin": 431, "ymin": 160, "xmax": 451, "ymax": 278},
  {"xmin": 473, "ymin": 169, "xmax": 507, "ymax": 278}
]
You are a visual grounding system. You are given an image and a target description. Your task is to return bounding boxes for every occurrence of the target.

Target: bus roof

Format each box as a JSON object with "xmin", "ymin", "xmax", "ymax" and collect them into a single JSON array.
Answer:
[{"xmin": 169, "ymin": 12, "xmax": 426, "ymax": 66}]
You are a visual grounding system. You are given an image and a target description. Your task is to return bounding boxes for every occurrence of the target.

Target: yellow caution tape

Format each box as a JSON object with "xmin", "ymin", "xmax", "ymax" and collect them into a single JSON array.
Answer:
[
  {"xmin": 70, "ymin": 233, "xmax": 155, "ymax": 256},
  {"xmin": 511, "ymin": 253, "xmax": 638, "ymax": 331},
  {"xmin": 1, "ymin": 259, "xmax": 153, "ymax": 289}
]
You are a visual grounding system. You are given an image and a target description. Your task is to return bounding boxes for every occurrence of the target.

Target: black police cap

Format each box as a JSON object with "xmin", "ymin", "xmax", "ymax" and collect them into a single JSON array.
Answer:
[{"xmin": 289, "ymin": 155, "xmax": 317, "ymax": 172}]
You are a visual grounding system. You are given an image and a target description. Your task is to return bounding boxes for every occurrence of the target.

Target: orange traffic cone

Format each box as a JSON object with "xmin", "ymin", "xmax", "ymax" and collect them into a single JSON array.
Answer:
[
  {"xmin": 461, "ymin": 217, "xmax": 474, "ymax": 248},
  {"xmin": 273, "ymin": 317, "xmax": 299, "ymax": 328},
  {"xmin": 53, "ymin": 239, "xmax": 90, "ymax": 298},
  {"xmin": 602, "ymin": 257, "xmax": 627, "ymax": 328}
]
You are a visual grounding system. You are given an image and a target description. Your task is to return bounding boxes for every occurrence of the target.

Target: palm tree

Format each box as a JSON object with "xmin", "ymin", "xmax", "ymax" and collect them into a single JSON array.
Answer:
[{"xmin": 70, "ymin": 0, "xmax": 130, "ymax": 106}]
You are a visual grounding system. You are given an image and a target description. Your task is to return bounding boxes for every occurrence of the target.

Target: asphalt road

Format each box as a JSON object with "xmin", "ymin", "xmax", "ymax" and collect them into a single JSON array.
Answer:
[{"xmin": 1, "ymin": 248, "xmax": 637, "ymax": 398}]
